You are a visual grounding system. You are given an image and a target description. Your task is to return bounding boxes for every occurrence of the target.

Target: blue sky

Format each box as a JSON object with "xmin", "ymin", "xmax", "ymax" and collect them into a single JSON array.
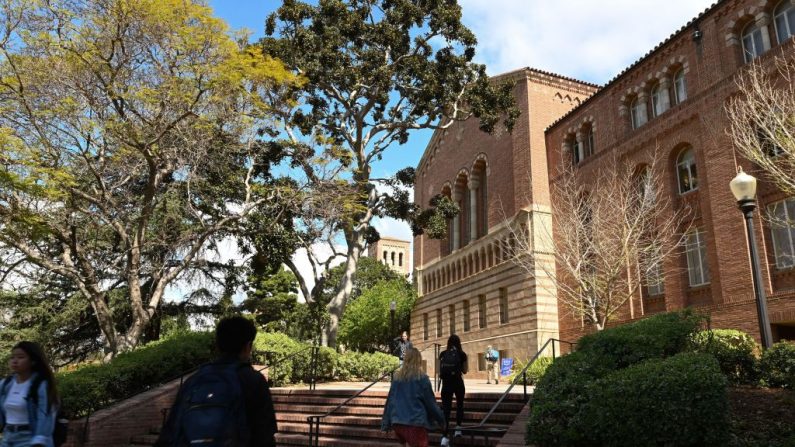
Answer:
[{"xmin": 207, "ymin": 0, "xmax": 714, "ymax": 254}]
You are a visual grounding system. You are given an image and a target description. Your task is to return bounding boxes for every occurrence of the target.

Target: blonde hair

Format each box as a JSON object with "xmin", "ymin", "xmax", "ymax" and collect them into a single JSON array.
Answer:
[{"xmin": 394, "ymin": 347, "xmax": 424, "ymax": 381}]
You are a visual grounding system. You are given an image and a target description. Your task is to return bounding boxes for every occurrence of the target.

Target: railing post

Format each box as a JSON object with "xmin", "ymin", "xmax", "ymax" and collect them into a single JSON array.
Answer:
[
  {"xmin": 522, "ymin": 371, "xmax": 527, "ymax": 401},
  {"xmin": 552, "ymin": 339, "xmax": 557, "ymax": 359}
]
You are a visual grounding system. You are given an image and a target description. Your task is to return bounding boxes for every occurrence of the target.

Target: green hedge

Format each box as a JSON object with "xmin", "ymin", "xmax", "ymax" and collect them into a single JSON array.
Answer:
[
  {"xmin": 691, "ymin": 329, "xmax": 759, "ymax": 385},
  {"xmin": 527, "ymin": 310, "xmax": 723, "ymax": 447},
  {"xmin": 583, "ymin": 353, "xmax": 729, "ymax": 447},
  {"xmin": 58, "ymin": 331, "xmax": 215, "ymax": 418},
  {"xmin": 506, "ymin": 356, "xmax": 553, "ymax": 386},
  {"xmin": 759, "ymin": 341, "xmax": 795, "ymax": 389},
  {"xmin": 336, "ymin": 351, "xmax": 399, "ymax": 381},
  {"xmin": 575, "ymin": 309, "xmax": 706, "ymax": 370}
]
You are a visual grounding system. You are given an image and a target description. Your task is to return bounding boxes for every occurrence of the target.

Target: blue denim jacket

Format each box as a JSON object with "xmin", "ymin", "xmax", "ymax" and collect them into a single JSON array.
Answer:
[
  {"xmin": 381, "ymin": 374, "xmax": 445, "ymax": 431},
  {"xmin": 0, "ymin": 373, "xmax": 56, "ymax": 447}
]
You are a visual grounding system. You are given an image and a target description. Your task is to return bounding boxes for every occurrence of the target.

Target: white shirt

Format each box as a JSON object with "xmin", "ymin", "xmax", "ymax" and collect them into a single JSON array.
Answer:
[{"xmin": 3, "ymin": 377, "xmax": 32, "ymax": 425}]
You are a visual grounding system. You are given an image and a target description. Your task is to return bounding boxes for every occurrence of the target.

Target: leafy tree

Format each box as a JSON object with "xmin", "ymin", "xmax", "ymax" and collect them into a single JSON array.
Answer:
[
  {"xmin": 242, "ymin": 266, "xmax": 300, "ymax": 332},
  {"xmin": 338, "ymin": 279, "xmax": 416, "ymax": 353},
  {"xmin": 0, "ymin": 0, "xmax": 300, "ymax": 356},
  {"xmin": 322, "ymin": 256, "xmax": 403, "ymax": 303},
  {"xmin": 262, "ymin": 0, "xmax": 519, "ymax": 346}
]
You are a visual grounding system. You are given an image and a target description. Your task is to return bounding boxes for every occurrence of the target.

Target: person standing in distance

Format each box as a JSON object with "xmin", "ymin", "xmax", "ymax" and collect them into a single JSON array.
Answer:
[
  {"xmin": 438, "ymin": 334, "xmax": 467, "ymax": 446},
  {"xmin": 394, "ymin": 331, "xmax": 413, "ymax": 365},
  {"xmin": 381, "ymin": 348, "xmax": 445, "ymax": 447},
  {"xmin": 485, "ymin": 345, "xmax": 500, "ymax": 385},
  {"xmin": 157, "ymin": 316, "xmax": 278, "ymax": 446}
]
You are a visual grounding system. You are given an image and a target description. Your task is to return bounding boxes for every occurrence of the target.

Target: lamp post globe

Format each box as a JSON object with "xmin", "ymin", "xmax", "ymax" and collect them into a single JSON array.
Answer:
[{"xmin": 729, "ymin": 168, "xmax": 773, "ymax": 349}]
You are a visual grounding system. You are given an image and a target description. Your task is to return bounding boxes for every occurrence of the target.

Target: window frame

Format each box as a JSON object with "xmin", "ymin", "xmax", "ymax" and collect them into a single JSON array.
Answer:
[
  {"xmin": 651, "ymin": 84, "xmax": 665, "ymax": 117},
  {"xmin": 478, "ymin": 294, "xmax": 487, "ymax": 329},
  {"xmin": 436, "ymin": 309, "xmax": 442, "ymax": 338},
  {"xmin": 630, "ymin": 97, "xmax": 646, "ymax": 129},
  {"xmin": 673, "ymin": 69, "xmax": 687, "ymax": 104},
  {"xmin": 768, "ymin": 198, "xmax": 795, "ymax": 269},
  {"xmin": 742, "ymin": 23, "xmax": 766, "ymax": 63},
  {"xmin": 676, "ymin": 148, "xmax": 698, "ymax": 194},
  {"xmin": 499, "ymin": 287, "xmax": 509, "ymax": 324},
  {"xmin": 774, "ymin": 0, "xmax": 795, "ymax": 44},
  {"xmin": 423, "ymin": 313, "xmax": 429, "ymax": 340},
  {"xmin": 463, "ymin": 299, "xmax": 471, "ymax": 332},
  {"xmin": 448, "ymin": 304, "xmax": 456, "ymax": 335},
  {"xmin": 685, "ymin": 229, "xmax": 711, "ymax": 287}
]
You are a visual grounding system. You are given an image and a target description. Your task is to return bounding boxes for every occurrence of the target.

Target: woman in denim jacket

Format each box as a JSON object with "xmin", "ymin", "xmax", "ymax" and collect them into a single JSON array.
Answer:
[
  {"xmin": 0, "ymin": 342, "xmax": 58, "ymax": 447},
  {"xmin": 381, "ymin": 348, "xmax": 445, "ymax": 447}
]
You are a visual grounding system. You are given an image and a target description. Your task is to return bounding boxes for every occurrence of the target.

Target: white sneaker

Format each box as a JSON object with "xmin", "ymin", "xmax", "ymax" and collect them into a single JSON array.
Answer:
[
  {"xmin": 454, "ymin": 426, "xmax": 463, "ymax": 438},
  {"xmin": 440, "ymin": 436, "xmax": 450, "ymax": 446}
]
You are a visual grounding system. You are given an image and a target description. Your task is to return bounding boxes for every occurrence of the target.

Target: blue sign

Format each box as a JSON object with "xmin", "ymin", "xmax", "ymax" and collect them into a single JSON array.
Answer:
[{"xmin": 500, "ymin": 358, "xmax": 513, "ymax": 377}]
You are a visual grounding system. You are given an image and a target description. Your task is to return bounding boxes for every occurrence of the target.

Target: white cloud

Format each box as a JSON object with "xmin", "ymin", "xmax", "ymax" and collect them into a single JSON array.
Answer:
[{"xmin": 460, "ymin": 0, "xmax": 715, "ymax": 83}]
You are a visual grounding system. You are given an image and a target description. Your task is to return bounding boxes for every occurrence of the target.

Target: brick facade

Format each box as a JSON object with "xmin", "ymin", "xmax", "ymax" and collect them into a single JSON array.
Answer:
[
  {"xmin": 367, "ymin": 237, "xmax": 411, "ymax": 276},
  {"xmin": 412, "ymin": 0, "xmax": 795, "ymax": 375},
  {"xmin": 545, "ymin": 0, "xmax": 795, "ymax": 343},
  {"xmin": 412, "ymin": 69, "xmax": 597, "ymax": 378}
]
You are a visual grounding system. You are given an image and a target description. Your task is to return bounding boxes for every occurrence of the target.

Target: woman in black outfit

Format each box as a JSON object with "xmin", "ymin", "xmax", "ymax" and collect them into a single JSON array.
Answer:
[{"xmin": 438, "ymin": 334, "xmax": 467, "ymax": 446}]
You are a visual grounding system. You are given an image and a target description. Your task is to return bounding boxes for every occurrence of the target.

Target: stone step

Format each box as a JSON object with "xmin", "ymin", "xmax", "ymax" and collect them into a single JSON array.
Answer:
[{"xmin": 275, "ymin": 431, "xmax": 501, "ymax": 446}]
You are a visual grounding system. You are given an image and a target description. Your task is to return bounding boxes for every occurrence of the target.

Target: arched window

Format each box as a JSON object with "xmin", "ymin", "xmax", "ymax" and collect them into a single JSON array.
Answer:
[
  {"xmin": 676, "ymin": 147, "xmax": 698, "ymax": 194},
  {"xmin": 673, "ymin": 69, "xmax": 687, "ymax": 104},
  {"xmin": 774, "ymin": 0, "xmax": 795, "ymax": 44},
  {"xmin": 584, "ymin": 126, "xmax": 594, "ymax": 159},
  {"xmin": 391, "ymin": 251, "xmax": 396, "ymax": 265},
  {"xmin": 383, "ymin": 250, "xmax": 388, "ymax": 263},
  {"xmin": 631, "ymin": 97, "xmax": 646, "ymax": 129},
  {"xmin": 651, "ymin": 84, "xmax": 666, "ymax": 117},
  {"xmin": 742, "ymin": 22, "xmax": 767, "ymax": 62},
  {"xmin": 398, "ymin": 252, "xmax": 403, "ymax": 267}
]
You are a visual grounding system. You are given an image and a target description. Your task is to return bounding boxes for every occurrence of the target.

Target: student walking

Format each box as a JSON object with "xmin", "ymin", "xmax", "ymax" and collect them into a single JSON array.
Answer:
[
  {"xmin": 157, "ymin": 316, "xmax": 278, "ymax": 447},
  {"xmin": 485, "ymin": 345, "xmax": 500, "ymax": 385},
  {"xmin": 438, "ymin": 335, "xmax": 468, "ymax": 446},
  {"xmin": 393, "ymin": 331, "xmax": 413, "ymax": 365},
  {"xmin": 381, "ymin": 348, "xmax": 445, "ymax": 447},
  {"xmin": 0, "ymin": 341, "xmax": 60, "ymax": 447}
]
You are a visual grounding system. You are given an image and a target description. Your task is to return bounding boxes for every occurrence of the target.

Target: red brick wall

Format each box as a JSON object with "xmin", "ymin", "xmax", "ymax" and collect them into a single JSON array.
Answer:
[{"xmin": 546, "ymin": 0, "xmax": 795, "ymax": 344}]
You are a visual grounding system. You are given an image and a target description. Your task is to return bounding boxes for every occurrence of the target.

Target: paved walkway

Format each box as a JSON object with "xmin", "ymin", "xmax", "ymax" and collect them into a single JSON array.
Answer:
[{"xmin": 275, "ymin": 379, "xmax": 534, "ymax": 394}]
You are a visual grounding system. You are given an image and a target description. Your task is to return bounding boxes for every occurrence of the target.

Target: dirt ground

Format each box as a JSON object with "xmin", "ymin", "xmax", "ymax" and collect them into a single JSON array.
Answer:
[{"xmin": 728, "ymin": 386, "xmax": 795, "ymax": 446}]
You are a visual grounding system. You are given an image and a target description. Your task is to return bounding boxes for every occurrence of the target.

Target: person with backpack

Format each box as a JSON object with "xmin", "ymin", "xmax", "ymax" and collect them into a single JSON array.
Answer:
[
  {"xmin": 485, "ymin": 345, "xmax": 500, "ymax": 385},
  {"xmin": 438, "ymin": 334, "xmax": 467, "ymax": 447},
  {"xmin": 0, "ymin": 341, "xmax": 62, "ymax": 447},
  {"xmin": 156, "ymin": 316, "xmax": 278, "ymax": 447},
  {"xmin": 381, "ymin": 347, "xmax": 445, "ymax": 447}
]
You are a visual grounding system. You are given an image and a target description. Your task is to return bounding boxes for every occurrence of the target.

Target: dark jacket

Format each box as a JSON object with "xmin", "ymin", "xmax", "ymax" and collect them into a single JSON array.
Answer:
[
  {"xmin": 156, "ymin": 357, "xmax": 277, "ymax": 447},
  {"xmin": 394, "ymin": 339, "xmax": 413, "ymax": 360},
  {"xmin": 381, "ymin": 374, "xmax": 444, "ymax": 431}
]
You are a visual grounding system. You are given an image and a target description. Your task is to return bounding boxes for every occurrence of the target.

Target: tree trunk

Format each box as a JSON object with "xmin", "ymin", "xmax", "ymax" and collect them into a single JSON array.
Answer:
[{"xmin": 324, "ymin": 231, "xmax": 366, "ymax": 347}]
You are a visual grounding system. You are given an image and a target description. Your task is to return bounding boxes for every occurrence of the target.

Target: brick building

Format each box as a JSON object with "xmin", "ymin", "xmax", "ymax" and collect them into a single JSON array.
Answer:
[
  {"xmin": 411, "ymin": 69, "xmax": 597, "ymax": 377},
  {"xmin": 368, "ymin": 236, "xmax": 411, "ymax": 276},
  {"xmin": 545, "ymin": 0, "xmax": 795, "ymax": 342},
  {"xmin": 411, "ymin": 0, "xmax": 795, "ymax": 377}
]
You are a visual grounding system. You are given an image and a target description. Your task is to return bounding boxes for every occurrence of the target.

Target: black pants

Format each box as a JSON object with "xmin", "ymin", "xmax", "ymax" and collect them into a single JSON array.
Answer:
[{"xmin": 441, "ymin": 376, "xmax": 465, "ymax": 435}]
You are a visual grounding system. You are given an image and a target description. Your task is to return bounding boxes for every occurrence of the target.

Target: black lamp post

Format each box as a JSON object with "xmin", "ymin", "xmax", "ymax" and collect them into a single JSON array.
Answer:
[{"xmin": 729, "ymin": 168, "xmax": 774, "ymax": 349}]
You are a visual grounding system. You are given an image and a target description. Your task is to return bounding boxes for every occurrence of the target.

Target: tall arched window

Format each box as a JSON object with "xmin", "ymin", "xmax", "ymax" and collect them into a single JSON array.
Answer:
[
  {"xmin": 631, "ymin": 97, "xmax": 646, "ymax": 129},
  {"xmin": 774, "ymin": 0, "xmax": 795, "ymax": 44},
  {"xmin": 742, "ymin": 22, "xmax": 767, "ymax": 62},
  {"xmin": 673, "ymin": 69, "xmax": 687, "ymax": 104},
  {"xmin": 651, "ymin": 84, "xmax": 666, "ymax": 117},
  {"xmin": 676, "ymin": 147, "xmax": 698, "ymax": 194},
  {"xmin": 584, "ymin": 126, "xmax": 594, "ymax": 159}
]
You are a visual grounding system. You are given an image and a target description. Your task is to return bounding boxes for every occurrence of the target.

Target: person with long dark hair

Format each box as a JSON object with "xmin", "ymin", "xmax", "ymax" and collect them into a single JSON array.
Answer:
[
  {"xmin": 0, "ymin": 341, "xmax": 59, "ymax": 447},
  {"xmin": 438, "ymin": 334, "xmax": 467, "ymax": 447}
]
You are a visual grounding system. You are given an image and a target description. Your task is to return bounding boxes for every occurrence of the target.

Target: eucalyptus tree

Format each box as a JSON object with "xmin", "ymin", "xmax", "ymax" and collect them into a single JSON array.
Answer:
[{"xmin": 262, "ymin": 0, "xmax": 519, "ymax": 346}]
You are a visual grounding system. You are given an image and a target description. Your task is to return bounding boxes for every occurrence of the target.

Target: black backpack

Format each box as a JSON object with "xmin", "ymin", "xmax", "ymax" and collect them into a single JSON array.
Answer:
[
  {"xmin": 166, "ymin": 362, "xmax": 248, "ymax": 447},
  {"xmin": 1, "ymin": 375, "xmax": 68, "ymax": 447},
  {"xmin": 439, "ymin": 348, "xmax": 463, "ymax": 378}
]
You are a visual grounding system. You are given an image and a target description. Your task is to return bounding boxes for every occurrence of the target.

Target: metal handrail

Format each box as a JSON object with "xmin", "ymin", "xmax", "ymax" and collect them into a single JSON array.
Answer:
[
  {"xmin": 454, "ymin": 338, "xmax": 575, "ymax": 442},
  {"xmin": 306, "ymin": 344, "xmax": 436, "ymax": 447},
  {"xmin": 253, "ymin": 345, "xmax": 321, "ymax": 390}
]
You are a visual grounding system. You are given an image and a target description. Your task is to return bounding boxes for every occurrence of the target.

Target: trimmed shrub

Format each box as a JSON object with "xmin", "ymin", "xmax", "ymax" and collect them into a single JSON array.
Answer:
[
  {"xmin": 759, "ymin": 341, "xmax": 795, "ymax": 389},
  {"xmin": 506, "ymin": 356, "xmax": 553, "ymax": 386},
  {"xmin": 583, "ymin": 353, "xmax": 729, "ymax": 447},
  {"xmin": 576, "ymin": 309, "xmax": 706, "ymax": 370},
  {"xmin": 336, "ymin": 351, "xmax": 399, "ymax": 381},
  {"xmin": 691, "ymin": 329, "xmax": 759, "ymax": 384},
  {"xmin": 58, "ymin": 331, "xmax": 215, "ymax": 418}
]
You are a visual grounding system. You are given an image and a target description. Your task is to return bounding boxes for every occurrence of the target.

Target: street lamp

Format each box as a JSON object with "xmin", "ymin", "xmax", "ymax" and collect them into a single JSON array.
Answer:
[
  {"xmin": 389, "ymin": 300, "xmax": 397, "ymax": 354},
  {"xmin": 729, "ymin": 168, "xmax": 774, "ymax": 349}
]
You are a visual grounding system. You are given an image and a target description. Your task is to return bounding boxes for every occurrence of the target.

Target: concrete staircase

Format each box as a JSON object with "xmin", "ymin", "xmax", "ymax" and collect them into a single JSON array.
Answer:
[{"xmin": 126, "ymin": 388, "xmax": 527, "ymax": 446}]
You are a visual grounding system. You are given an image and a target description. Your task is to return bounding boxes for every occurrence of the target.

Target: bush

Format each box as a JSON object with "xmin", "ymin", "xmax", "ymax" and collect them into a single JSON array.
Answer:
[
  {"xmin": 576, "ymin": 309, "xmax": 706, "ymax": 370},
  {"xmin": 58, "ymin": 331, "xmax": 215, "ymax": 418},
  {"xmin": 506, "ymin": 356, "xmax": 553, "ymax": 386},
  {"xmin": 583, "ymin": 353, "xmax": 729, "ymax": 447},
  {"xmin": 336, "ymin": 351, "xmax": 399, "ymax": 381},
  {"xmin": 759, "ymin": 341, "xmax": 795, "ymax": 389},
  {"xmin": 691, "ymin": 329, "xmax": 759, "ymax": 385}
]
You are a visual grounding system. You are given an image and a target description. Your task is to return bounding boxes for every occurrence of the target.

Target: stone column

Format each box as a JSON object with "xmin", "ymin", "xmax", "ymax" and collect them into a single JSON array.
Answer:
[
  {"xmin": 469, "ymin": 178, "xmax": 480, "ymax": 242},
  {"xmin": 757, "ymin": 13, "xmax": 772, "ymax": 52},
  {"xmin": 659, "ymin": 77, "xmax": 671, "ymax": 113},
  {"xmin": 452, "ymin": 189, "xmax": 462, "ymax": 251}
]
